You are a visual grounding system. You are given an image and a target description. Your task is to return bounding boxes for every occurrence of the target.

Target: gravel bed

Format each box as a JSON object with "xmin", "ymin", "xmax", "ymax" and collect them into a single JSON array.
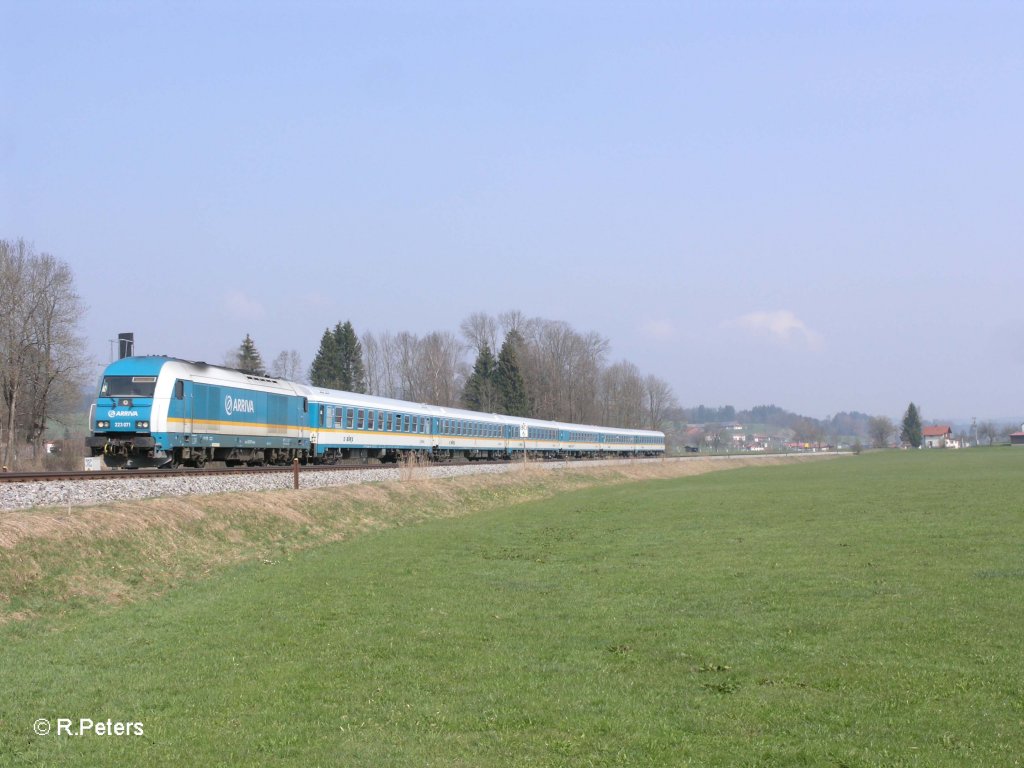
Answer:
[{"xmin": 0, "ymin": 459, "xmax": 639, "ymax": 512}]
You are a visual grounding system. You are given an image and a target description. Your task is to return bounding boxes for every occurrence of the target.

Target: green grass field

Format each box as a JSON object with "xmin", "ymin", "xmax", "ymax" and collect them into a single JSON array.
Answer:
[{"xmin": 2, "ymin": 451, "xmax": 1023, "ymax": 766}]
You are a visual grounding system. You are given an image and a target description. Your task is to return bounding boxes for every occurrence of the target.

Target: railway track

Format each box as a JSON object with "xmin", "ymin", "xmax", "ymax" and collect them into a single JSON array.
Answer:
[
  {"xmin": 0, "ymin": 454, "xmax": 662, "ymax": 485},
  {"xmin": 0, "ymin": 461, "xmax": 471, "ymax": 484}
]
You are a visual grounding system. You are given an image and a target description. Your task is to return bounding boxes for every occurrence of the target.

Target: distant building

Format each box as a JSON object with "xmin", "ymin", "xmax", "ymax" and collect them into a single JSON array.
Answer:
[
  {"xmin": 922, "ymin": 425, "xmax": 958, "ymax": 449},
  {"xmin": 1011, "ymin": 425, "xmax": 1024, "ymax": 447}
]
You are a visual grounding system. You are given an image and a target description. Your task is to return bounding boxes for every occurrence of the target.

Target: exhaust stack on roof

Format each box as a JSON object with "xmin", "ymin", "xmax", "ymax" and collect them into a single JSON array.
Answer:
[{"xmin": 118, "ymin": 333, "xmax": 134, "ymax": 359}]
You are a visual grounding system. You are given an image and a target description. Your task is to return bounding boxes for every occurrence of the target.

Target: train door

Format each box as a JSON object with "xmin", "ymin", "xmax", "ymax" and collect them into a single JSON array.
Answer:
[
  {"xmin": 172, "ymin": 378, "xmax": 194, "ymax": 456},
  {"xmin": 297, "ymin": 397, "xmax": 309, "ymax": 446}
]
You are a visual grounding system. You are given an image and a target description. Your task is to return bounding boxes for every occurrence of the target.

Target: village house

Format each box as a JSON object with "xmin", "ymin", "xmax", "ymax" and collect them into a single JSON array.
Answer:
[{"xmin": 922, "ymin": 425, "xmax": 958, "ymax": 449}]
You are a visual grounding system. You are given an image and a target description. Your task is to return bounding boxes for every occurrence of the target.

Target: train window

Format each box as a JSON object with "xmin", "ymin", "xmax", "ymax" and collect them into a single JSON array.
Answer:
[
  {"xmin": 376, "ymin": 411, "xmax": 384, "ymax": 431},
  {"xmin": 319, "ymin": 405, "xmax": 326, "ymax": 427},
  {"xmin": 346, "ymin": 410, "xmax": 354, "ymax": 429},
  {"xmin": 173, "ymin": 380, "xmax": 184, "ymax": 400},
  {"xmin": 326, "ymin": 406, "xmax": 334, "ymax": 427},
  {"xmin": 100, "ymin": 375, "xmax": 157, "ymax": 398},
  {"xmin": 356, "ymin": 409, "xmax": 364, "ymax": 430},
  {"xmin": 418, "ymin": 417, "xmax": 425, "ymax": 434},
  {"xmin": 367, "ymin": 410, "xmax": 376, "ymax": 430},
  {"xmin": 404, "ymin": 415, "xmax": 411, "ymax": 432},
  {"xmin": 302, "ymin": 397, "xmax": 308, "ymax": 413},
  {"xmin": 385, "ymin": 412, "xmax": 392, "ymax": 431}
]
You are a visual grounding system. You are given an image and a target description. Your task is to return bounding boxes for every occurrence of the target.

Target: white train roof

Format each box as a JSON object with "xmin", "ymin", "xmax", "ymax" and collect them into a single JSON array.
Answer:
[{"xmin": 120, "ymin": 356, "xmax": 663, "ymax": 438}]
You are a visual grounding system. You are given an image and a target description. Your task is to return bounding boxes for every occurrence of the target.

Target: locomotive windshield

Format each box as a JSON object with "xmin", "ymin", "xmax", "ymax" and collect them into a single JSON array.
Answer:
[{"xmin": 99, "ymin": 376, "xmax": 157, "ymax": 398}]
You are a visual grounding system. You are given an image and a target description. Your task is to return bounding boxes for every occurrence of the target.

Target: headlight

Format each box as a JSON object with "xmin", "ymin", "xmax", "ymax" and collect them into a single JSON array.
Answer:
[
  {"xmin": 136, "ymin": 421, "xmax": 150, "ymax": 429},
  {"xmin": 96, "ymin": 420, "xmax": 110, "ymax": 429}
]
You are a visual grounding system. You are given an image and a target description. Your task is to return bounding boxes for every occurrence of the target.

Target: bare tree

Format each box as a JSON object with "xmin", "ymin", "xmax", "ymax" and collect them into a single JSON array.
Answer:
[
  {"xmin": 269, "ymin": 350, "xmax": 303, "ymax": 381},
  {"xmin": 498, "ymin": 310, "xmax": 528, "ymax": 337},
  {"xmin": 418, "ymin": 331, "xmax": 466, "ymax": 407},
  {"xmin": 643, "ymin": 374, "xmax": 678, "ymax": 431},
  {"xmin": 394, "ymin": 331, "xmax": 423, "ymax": 402},
  {"xmin": 520, "ymin": 319, "xmax": 608, "ymax": 423},
  {"xmin": 599, "ymin": 360, "xmax": 645, "ymax": 428},
  {"xmin": 21, "ymin": 253, "xmax": 86, "ymax": 457},
  {"xmin": 867, "ymin": 415, "xmax": 894, "ymax": 449},
  {"xmin": 374, "ymin": 331, "xmax": 402, "ymax": 399},
  {"xmin": 978, "ymin": 421, "xmax": 999, "ymax": 446},
  {"xmin": 459, "ymin": 312, "xmax": 499, "ymax": 355},
  {"xmin": 363, "ymin": 330, "xmax": 404, "ymax": 398},
  {"xmin": 0, "ymin": 239, "xmax": 87, "ymax": 467}
]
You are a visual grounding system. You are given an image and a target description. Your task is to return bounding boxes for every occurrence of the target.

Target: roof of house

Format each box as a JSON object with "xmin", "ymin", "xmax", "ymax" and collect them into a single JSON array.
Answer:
[{"xmin": 922, "ymin": 425, "xmax": 952, "ymax": 437}]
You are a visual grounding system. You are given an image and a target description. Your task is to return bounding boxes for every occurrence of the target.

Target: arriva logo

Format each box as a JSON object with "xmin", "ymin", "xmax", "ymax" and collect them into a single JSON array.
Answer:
[
  {"xmin": 224, "ymin": 395, "xmax": 256, "ymax": 416},
  {"xmin": 108, "ymin": 409, "xmax": 139, "ymax": 418}
]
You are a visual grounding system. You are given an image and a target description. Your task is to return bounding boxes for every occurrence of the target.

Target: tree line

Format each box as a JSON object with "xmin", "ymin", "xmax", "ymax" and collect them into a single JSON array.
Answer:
[{"xmin": 230, "ymin": 311, "xmax": 678, "ymax": 431}]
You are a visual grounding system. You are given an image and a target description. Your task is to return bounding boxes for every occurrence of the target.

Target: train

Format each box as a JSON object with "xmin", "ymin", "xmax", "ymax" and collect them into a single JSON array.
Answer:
[{"xmin": 86, "ymin": 355, "xmax": 666, "ymax": 469}]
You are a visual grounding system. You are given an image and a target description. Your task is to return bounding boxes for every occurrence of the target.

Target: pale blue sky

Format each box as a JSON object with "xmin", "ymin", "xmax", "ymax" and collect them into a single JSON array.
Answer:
[{"xmin": 2, "ymin": 1, "xmax": 1021, "ymax": 421}]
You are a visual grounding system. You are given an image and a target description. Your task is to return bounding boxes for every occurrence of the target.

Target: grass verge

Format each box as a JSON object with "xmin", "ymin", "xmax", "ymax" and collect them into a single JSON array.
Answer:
[{"xmin": 0, "ymin": 456, "xmax": 816, "ymax": 625}]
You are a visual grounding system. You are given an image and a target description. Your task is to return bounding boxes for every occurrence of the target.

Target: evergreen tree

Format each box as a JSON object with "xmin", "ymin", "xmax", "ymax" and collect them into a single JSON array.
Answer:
[
  {"xmin": 495, "ymin": 329, "xmax": 528, "ymax": 417},
  {"xmin": 462, "ymin": 344, "xmax": 498, "ymax": 412},
  {"xmin": 901, "ymin": 402, "xmax": 923, "ymax": 448},
  {"xmin": 309, "ymin": 321, "xmax": 366, "ymax": 392},
  {"xmin": 335, "ymin": 321, "xmax": 366, "ymax": 394},
  {"xmin": 309, "ymin": 327, "xmax": 341, "ymax": 388},
  {"xmin": 236, "ymin": 333, "xmax": 266, "ymax": 375}
]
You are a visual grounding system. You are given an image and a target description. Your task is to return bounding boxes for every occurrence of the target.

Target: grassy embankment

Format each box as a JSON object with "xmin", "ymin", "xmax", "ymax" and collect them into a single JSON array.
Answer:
[{"xmin": 2, "ymin": 450, "xmax": 1023, "ymax": 766}]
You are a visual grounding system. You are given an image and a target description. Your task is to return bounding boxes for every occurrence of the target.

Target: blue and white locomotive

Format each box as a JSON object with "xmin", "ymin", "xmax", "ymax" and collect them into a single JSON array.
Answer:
[{"xmin": 88, "ymin": 356, "xmax": 666, "ymax": 469}]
